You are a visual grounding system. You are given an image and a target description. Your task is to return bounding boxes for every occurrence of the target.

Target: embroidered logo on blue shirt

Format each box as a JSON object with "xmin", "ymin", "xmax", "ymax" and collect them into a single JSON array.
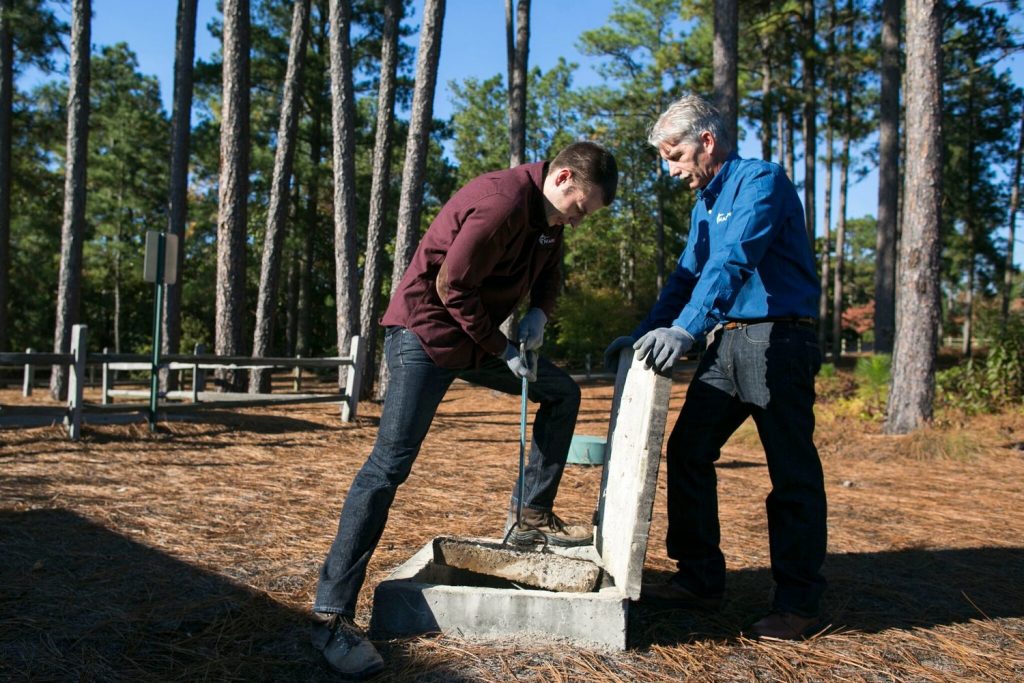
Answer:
[
  {"xmin": 538, "ymin": 234, "xmax": 557, "ymax": 246},
  {"xmin": 716, "ymin": 211, "xmax": 732, "ymax": 224}
]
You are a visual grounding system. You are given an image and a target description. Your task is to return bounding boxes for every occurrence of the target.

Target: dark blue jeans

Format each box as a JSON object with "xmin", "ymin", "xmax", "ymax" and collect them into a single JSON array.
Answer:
[
  {"xmin": 665, "ymin": 321, "xmax": 827, "ymax": 617},
  {"xmin": 313, "ymin": 327, "xmax": 581, "ymax": 616}
]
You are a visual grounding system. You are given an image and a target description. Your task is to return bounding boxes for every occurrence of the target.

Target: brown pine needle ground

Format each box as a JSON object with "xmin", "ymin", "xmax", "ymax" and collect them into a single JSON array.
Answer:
[{"xmin": 1, "ymin": 372, "xmax": 1022, "ymax": 681}]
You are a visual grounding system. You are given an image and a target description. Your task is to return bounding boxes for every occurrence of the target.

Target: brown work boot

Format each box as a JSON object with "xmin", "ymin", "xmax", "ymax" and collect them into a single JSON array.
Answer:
[
  {"xmin": 748, "ymin": 611, "xmax": 822, "ymax": 640},
  {"xmin": 639, "ymin": 578, "xmax": 722, "ymax": 611},
  {"xmin": 505, "ymin": 507, "xmax": 592, "ymax": 548}
]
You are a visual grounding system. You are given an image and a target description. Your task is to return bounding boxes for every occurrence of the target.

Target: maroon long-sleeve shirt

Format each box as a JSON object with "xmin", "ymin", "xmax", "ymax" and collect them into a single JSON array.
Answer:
[{"xmin": 380, "ymin": 162, "xmax": 563, "ymax": 369}]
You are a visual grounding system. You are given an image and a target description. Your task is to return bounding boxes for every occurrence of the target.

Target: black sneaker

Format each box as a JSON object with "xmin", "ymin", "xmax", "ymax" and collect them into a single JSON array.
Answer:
[{"xmin": 311, "ymin": 613, "xmax": 384, "ymax": 680}]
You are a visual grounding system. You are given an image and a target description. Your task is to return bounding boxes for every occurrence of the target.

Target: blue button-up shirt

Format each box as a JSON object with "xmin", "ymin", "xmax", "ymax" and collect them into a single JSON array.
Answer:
[{"xmin": 634, "ymin": 153, "xmax": 820, "ymax": 340}]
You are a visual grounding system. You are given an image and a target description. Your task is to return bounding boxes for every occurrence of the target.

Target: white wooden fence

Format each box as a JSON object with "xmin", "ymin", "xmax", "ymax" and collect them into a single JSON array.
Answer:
[{"xmin": 0, "ymin": 325, "xmax": 367, "ymax": 440}]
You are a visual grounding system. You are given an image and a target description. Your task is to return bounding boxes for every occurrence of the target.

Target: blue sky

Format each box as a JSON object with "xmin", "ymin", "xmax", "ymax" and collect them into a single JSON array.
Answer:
[{"xmin": 19, "ymin": 0, "xmax": 1024, "ymax": 267}]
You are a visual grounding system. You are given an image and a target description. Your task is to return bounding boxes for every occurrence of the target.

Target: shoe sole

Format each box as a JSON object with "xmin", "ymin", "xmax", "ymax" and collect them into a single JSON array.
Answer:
[{"xmin": 506, "ymin": 527, "xmax": 592, "ymax": 548}]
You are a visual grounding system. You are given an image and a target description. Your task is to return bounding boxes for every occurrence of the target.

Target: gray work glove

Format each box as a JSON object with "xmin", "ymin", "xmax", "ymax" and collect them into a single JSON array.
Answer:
[
  {"xmin": 633, "ymin": 326, "xmax": 694, "ymax": 373},
  {"xmin": 503, "ymin": 343, "xmax": 538, "ymax": 382},
  {"xmin": 518, "ymin": 307, "xmax": 547, "ymax": 351},
  {"xmin": 603, "ymin": 335, "xmax": 636, "ymax": 372}
]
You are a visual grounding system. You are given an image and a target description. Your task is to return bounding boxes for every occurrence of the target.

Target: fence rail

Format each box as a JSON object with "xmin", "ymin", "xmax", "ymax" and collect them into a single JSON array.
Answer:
[{"xmin": 0, "ymin": 325, "xmax": 367, "ymax": 440}]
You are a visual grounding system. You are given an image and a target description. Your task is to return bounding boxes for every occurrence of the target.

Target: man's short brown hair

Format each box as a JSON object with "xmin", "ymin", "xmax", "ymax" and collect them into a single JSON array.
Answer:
[{"xmin": 551, "ymin": 141, "xmax": 618, "ymax": 205}]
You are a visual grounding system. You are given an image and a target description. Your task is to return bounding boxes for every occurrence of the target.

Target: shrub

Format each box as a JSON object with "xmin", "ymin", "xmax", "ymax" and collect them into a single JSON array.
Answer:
[
  {"xmin": 937, "ymin": 328, "xmax": 1024, "ymax": 414},
  {"xmin": 853, "ymin": 354, "xmax": 891, "ymax": 416}
]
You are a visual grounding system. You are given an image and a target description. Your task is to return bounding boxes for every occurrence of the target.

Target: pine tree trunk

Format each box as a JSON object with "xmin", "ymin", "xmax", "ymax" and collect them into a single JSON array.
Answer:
[
  {"xmin": 818, "ymin": 0, "xmax": 836, "ymax": 350},
  {"xmin": 359, "ymin": 0, "xmax": 402, "ymax": 400},
  {"xmin": 801, "ymin": 0, "xmax": 816, "ymax": 247},
  {"xmin": 328, "ymin": 0, "xmax": 360, "ymax": 389},
  {"xmin": 760, "ymin": 33, "xmax": 773, "ymax": 162},
  {"xmin": 51, "ymin": 0, "xmax": 90, "ymax": 400},
  {"xmin": 215, "ymin": 0, "xmax": 250, "ymax": 391},
  {"xmin": 819, "ymin": 111, "xmax": 833, "ymax": 350},
  {"xmin": 832, "ymin": 0, "xmax": 854, "ymax": 365},
  {"xmin": 1003, "ymin": 105, "xmax": 1024, "ymax": 330},
  {"xmin": 713, "ymin": 0, "xmax": 738, "ymax": 149},
  {"xmin": 874, "ymin": 0, "xmax": 899, "ymax": 353},
  {"xmin": 833, "ymin": 127, "xmax": 850, "ymax": 365},
  {"xmin": 507, "ymin": 0, "xmax": 529, "ymax": 167},
  {"xmin": 0, "ymin": 0, "xmax": 12, "ymax": 353},
  {"xmin": 962, "ymin": 75, "xmax": 977, "ymax": 359},
  {"xmin": 298, "ymin": 19, "xmax": 326, "ymax": 359},
  {"xmin": 250, "ymin": 0, "xmax": 310, "ymax": 393},
  {"xmin": 160, "ymin": 0, "xmax": 197, "ymax": 391},
  {"xmin": 885, "ymin": 0, "xmax": 942, "ymax": 435},
  {"xmin": 501, "ymin": 0, "xmax": 529, "ymax": 341},
  {"xmin": 378, "ymin": 0, "xmax": 445, "ymax": 400}
]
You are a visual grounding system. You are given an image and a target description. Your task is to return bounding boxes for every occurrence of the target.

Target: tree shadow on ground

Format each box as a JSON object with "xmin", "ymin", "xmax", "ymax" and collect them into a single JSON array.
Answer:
[
  {"xmin": 631, "ymin": 546, "xmax": 1024, "ymax": 647},
  {"xmin": 0, "ymin": 509, "xmax": 462, "ymax": 681}
]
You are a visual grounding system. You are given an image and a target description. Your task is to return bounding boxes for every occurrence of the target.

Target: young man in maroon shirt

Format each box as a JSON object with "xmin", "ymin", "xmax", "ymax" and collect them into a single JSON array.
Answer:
[{"xmin": 311, "ymin": 141, "xmax": 618, "ymax": 679}]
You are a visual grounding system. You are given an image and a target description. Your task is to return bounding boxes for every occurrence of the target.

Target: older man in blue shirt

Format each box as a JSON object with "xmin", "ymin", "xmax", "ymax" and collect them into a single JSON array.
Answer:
[{"xmin": 605, "ymin": 94, "xmax": 826, "ymax": 640}]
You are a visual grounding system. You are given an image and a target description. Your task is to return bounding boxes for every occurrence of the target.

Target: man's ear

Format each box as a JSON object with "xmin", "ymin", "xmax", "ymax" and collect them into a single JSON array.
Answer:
[
  {"xmin": 553, "ymin": 167, "xmax": 573, "ymax": 187},
  {"xmin": 701, "ymin": 130, "xmax": 716, "ymax": 156}
]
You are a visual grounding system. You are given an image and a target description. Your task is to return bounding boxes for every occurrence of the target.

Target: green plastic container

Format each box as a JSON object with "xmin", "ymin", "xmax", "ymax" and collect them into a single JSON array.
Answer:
[{"xmin": 567, "ymin": 434, "xmax": 606, "ymax": 465}]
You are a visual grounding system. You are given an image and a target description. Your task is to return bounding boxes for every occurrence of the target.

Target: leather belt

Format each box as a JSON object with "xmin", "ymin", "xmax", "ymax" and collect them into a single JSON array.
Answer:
[{"xmin": 722, "ymin": 317, "xmax": 816, "ymax": 331}]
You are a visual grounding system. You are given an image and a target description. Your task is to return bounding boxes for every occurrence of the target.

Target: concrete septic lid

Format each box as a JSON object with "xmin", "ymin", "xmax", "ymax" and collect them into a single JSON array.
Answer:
[{"xmin": 593, "ymin": 352, "xmax": 673, "ymax": 600}]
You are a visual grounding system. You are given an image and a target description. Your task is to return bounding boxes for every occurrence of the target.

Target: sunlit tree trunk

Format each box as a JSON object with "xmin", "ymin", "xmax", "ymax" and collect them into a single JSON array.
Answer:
[
  {"xmin": 250, "ymin": 0, "xmax": 309, "ymax": 393},
  {"xmin": 506, "ymin": 0, "xmax": 529, "ymax": 167},
  {"xmin": 713, "ymin": 0, "xmax": 738, "ymax": 149},
  {"xmin": 328, "ymin": 0, "xmax": 360, "ymax": 389},
  {"xmin": 886, "ymin": 0, "xmax": 942, "ymax": 435},
  {"xmin": 359, "ymin": 0, "xmax": 402, "ymax": 399},
  {"xmin": 215, "ymin": 0, "xmax": 250, "ymax": 391},
  {"xmin": 378, "ymin": 0, "xmax": 445, "ymax": 400},
  {"xmin": 160, "ymin": 0, "xmax": 197, "ymax": 391},
  {"xmin": 51, "ymin": 0, "xmax": 90, "ymax": 400},
  {"xmin": 874, "ymin": 0, "xmax": 899, "ymax": 353}
]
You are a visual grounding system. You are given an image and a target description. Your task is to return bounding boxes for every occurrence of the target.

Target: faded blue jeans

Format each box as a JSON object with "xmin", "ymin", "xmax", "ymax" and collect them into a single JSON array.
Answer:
[
  {"xmin": 313, "ymin": 327, "xmax": 581, "ymax": 617},
  {"xmin": 665, "ymin": 321, "xmax": 827, "ymax": 617}
]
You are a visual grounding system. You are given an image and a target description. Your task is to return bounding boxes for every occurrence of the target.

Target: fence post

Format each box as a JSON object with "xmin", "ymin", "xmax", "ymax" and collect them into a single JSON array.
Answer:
[
  {"xmin": 101, "ymin": 346, "xmax": 112, "ymax": 404},
  {"xmin": 293, "ymin": 355, "xmax": 303, "ymax": 392},
  {"xmin": 585, "ymin": 353, "xmax": 592, "ymax": 379},
  {"xmin": 68, "ymin": 325, "xmax": 87, "ymax": 441},
  {"xmin": 191, "ymin": 343, "xmax": 205, "ymax": 403},
  {"xmin": 22, "ymin": 348, "xmax": 34, "ymax": 396},
  {"xmin": 342, "ymin": 336, "xmax": 365, "ymax": 422}
]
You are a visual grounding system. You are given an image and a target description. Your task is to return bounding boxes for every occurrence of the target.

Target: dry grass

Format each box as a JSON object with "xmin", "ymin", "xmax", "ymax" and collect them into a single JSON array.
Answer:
[{"xmin": 1, "ymin": 372, "xmax": 1023, "ymax": 681}]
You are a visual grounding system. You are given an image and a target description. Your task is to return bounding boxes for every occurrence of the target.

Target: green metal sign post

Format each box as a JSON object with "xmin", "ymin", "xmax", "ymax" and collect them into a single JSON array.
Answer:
[{"xmin": 143, "ymin": 231, "xmax": 178, "ymax": 432}]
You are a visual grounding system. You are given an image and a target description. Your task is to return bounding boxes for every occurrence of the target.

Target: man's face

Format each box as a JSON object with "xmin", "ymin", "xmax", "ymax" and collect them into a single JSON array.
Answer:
[
  {"xmin": 659, "ymin": 132, "xmax": 717, "ymax": 190},
  {"xmin": 543, "ymin": 169, "xmax": 606, "ymax": 228}
]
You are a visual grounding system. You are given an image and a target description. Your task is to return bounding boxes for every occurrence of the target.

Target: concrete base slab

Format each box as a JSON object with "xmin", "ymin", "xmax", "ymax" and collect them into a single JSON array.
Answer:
[{"xmin": 370, "ymin": 538, "xmax": 629, "ymax": 650}]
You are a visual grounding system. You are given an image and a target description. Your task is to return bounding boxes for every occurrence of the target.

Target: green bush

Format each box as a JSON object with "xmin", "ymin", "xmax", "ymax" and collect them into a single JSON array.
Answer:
[{"xmin": 937, "ymin": 327, "xmax": 1024, "ymax": 414}]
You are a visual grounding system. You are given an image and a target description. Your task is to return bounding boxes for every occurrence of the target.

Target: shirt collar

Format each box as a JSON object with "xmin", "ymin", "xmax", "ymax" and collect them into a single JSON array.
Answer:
[
  {"xmin": 697, "ymin": 151, "xmax": 741, "ymax": 208},
  {"xmin": 529, "ymin": 161, "xmax": 551, "ymax": 229}
]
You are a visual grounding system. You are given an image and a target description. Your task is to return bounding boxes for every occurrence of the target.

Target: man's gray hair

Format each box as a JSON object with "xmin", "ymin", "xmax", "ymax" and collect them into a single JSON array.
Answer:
[{"xmin": 648, "ymin": 94, "xmax": 728, "ymax": 150}]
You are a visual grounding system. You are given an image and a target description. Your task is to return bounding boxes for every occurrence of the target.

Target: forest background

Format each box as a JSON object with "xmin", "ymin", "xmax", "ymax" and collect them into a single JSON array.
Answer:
[{"xmin": 2, "ymin": 0, "xmax": 1022, "ymax": 417}]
